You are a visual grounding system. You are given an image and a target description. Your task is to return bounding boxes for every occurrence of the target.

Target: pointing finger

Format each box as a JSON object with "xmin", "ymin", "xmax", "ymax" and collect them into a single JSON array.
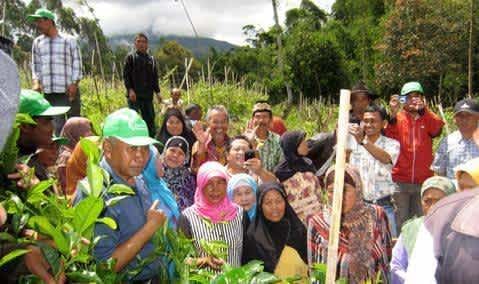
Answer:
[{"xmin": 150, "ymin": 200, "xmax": 159, "ymax": 210}]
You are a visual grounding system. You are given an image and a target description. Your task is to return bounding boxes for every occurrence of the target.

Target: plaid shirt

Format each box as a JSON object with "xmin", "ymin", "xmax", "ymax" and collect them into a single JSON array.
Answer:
[
  {"xmin": 431, "ymin": 130, "xmax": 479, "ymax": 179},
  {"xmin": 349, "ymin": 135, "xmax": 400, "ymax": 201},
  {"xmin": 32, "ymin": 33, "xmax": 82, "ymax": 94}
]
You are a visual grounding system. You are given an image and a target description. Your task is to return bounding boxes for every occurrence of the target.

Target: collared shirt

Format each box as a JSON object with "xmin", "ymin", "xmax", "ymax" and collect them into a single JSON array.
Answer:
[
  {"xmin": 75, "ymin": 159, "xmax": 160, "ymax": 281},
  {"xmin": 256, "ymin": 131, "xmax": 283, "ymax": 172},
  {"xmin": 431, "ymin": 130, "xmax": 479, "ymax": 179},
  {"xmin": 32, "ymin": 33, "xmax": 82, "ymax": 94},
  {"xmin": 349, "ymin": 135, "xmax": 400, "ymax": 201},
  {"xmin": 191, "ymin": 136, "xmax": 230, "ymax": 172}
]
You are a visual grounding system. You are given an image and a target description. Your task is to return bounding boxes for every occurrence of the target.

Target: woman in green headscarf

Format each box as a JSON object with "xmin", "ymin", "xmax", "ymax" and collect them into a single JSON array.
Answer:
[{"xmin": 390, "ymin": 176, "xmax": 456, "ymax": 284}]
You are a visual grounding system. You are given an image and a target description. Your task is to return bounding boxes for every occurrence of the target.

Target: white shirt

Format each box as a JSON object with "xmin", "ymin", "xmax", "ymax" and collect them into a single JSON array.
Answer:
[{"xmin": 349, "ymin": 135, "xmax": 400, "ymax": 201}]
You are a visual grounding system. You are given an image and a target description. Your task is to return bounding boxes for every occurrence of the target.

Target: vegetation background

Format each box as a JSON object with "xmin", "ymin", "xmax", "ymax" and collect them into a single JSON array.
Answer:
[{"xmin": 4, "ymin": 0, "xmax": 471, "ymax": 141}]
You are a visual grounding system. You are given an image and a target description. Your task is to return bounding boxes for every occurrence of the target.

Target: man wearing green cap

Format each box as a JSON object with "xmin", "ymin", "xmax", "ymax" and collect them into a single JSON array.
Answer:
[
  {"xmin": 75, "ymin": 108, "xmax": 166, "ymax": 281},
  {"xmin": 16, "ymin": 89, "xmax": 70, "ymax": 157},
  {"xmin": 385, "ymin": 82, "xmax": 444, "ymax": 231},
  {"xmin": 27, "ymin": 8, "xmax": 82, "ymax": 135}
]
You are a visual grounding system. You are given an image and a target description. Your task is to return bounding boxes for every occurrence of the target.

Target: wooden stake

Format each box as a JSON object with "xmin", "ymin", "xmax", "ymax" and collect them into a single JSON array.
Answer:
[{"xmin": 325, "ymin": 89, "xmax": 351, "ymax": 284}]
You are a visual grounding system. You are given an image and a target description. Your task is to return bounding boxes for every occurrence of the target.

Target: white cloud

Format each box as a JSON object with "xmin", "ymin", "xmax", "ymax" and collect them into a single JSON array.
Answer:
[{"xmin": 68, "ymin": 0, "xmax": 335, "ymax": 45}]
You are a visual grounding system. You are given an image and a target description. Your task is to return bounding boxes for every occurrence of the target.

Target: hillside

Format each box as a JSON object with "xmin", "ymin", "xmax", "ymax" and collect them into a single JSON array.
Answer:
[{"xmin": 108, "ymin": 34, "xmax": 238, "ymax": 58}]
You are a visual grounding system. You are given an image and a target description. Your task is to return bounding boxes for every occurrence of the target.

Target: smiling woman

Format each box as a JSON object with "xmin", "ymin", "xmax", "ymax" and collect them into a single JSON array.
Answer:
[{"xmin": 178, "ymin": 161, "xmax": 249, "ymax": 272}]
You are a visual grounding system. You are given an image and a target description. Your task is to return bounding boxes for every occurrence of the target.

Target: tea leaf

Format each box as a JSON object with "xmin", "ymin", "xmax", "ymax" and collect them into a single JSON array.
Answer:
[
  {"xmin": 97, "ymin": 217, "xmax": 117, "ymax": 230},
  {"xmin": 67, "ymin": 270, "xmax": 104, "ymax": 283},
  {"xmin": 107, "ymin": 184, "xmax": 135, "ymax": 195},
  {"xmin": 0, "ymin": 249, "xmax": 29, "ymax": 267},
  {"xmin": 105, "ymin": 196, "xmax": 128, "ymax": 207},
  {"xmin": 28, "ymin": 216, "xmax": 69, "ymax": 255},
  {"xmin": 73, "ymin": 196, "xmax": 104, "ymax": 235},
  {"xmin": 38, "ymin": 243, "xmax": 62, "ymax": 276},
  {"xmin": 87, "ymin": 164, "xmax": 104, "ymax": 198}
]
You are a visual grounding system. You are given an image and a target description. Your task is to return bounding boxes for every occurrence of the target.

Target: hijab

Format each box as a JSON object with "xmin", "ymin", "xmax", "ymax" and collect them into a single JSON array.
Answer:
[
  {"xmin": 193, "ymin": 161, "xmax": 238, "ymax": 223},
  {"xmin": 227, "ymin": 173, "xmax": 258, "ymax": 221},
  {"xmin": 274, "ymin": 131, "xmax": 316, "ymax": 182},
  {"xmin": 324, "ymin": 165, "xmax": 374, "ymax": 284},
  {"xmin": 143, "ymin": 146, "xmax": 180, "ymax": 228},
  {"xmin": 162, "ymin": 136, "xmax": 195, "ymax": 210},
  {"xmin": 60, "ymin": 117, "xmax": 93, "ymax": 150},
  {"xmin": 402, "ymin": 176, "xmax": 456, "ymax": 256},
  {"xmin": 156, "ymin": 108, "xmax": 195, "ymax": 152},
  {"xmin": 246, "ymin": 182, "xmax": 307, "ymax": 273},
  {"xmin": 57, "ymin": 117, "xmax": 93, "ymax": 168}
]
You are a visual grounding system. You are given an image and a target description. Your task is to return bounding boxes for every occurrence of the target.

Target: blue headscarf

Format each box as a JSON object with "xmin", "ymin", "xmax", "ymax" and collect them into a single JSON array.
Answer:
[
  {"xmin": 143, "ymin": 146, "xmax": 180, "ymax": 228},
  {"xmin": 227, "ymin": 173, "xmax": 258, "ymax": 221}
]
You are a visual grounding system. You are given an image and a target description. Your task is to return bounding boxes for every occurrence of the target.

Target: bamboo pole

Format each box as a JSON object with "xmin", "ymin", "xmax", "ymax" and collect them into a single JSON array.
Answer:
[
  {"xmin": 1, "ymin": 0, "xmax": 6, "ymax": 37},
  {"xmin": 468, "ymin": 0, "xmax": 474, "ymax": 98},
  {"xmin": 325, "ymin": 89, "xmax": 351, "ymax": 284}
]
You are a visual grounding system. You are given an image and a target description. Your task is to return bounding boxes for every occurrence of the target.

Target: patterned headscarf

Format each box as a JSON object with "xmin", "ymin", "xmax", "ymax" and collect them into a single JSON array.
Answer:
[
  {"xmin": 227, "ymin": 173, "xmax": 258, "ymax": 221},
  {"xmin": 193, "ymin": 161, "xmax": 238, "ymax": 223},
  {"xmin": 324, "ymin": 165, "xmax": 375, "ymax": 284}
]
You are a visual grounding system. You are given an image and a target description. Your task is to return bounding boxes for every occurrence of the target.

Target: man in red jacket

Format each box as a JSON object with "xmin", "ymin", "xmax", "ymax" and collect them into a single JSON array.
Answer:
[{"xmin": 385, "ymin": 82, "xmax": 444, "ymax": 231}]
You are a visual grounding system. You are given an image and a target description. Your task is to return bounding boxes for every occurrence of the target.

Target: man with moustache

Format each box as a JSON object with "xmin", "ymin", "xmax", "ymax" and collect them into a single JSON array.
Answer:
[
  {"xmin": 244, "ymin": 101, "xmax": 283, "ymax": 172},
  {"xmin": 27, "ymin": 8, "xmax": 82, "ymax": 135},
  {"xmin": 348, "ymin": 104, "xmax": 400, "ymax": 237},
  {"xmin": 191, "ymin": 105, "xmax": 231, "ymax": 173}
]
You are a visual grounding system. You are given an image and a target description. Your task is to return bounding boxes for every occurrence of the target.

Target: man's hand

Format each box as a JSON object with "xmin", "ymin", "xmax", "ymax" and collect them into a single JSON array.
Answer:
[
  {"xmin": 192, "ymin": 122, "xmax": 210, "ymax": 145},
  {"xmin": 24, "ymin": 246, "xmax": 66, "ymax": 284},
  {"xmin": 348, "ymin": 123, "xmax": 364, "ymax": 144},
  {"xmin": 197, "ymin": 256, "xmax": 225, "ymax": 270},
  {"xmin": 32, "ymin": 80, "xmax": 43, "ymax": 92},
  {"xmin": 412, "ymin": 96, "xmax": 425, "ymax": 111},
  {"xmin": 7, "ymin": 164, "xmax": 40, "ymax": 190},
  {"xmin": 244, "ymin": 157, "xmax": 262, "ymax": 175},
  {"xmin": 389, "ymin": 95, "xmax": 401, "ymax": 117},
  {"xmin": 147, "ymin": 200, "xmax": 166, "ymax": 229},
  {"xmin": 66, "ymin": 84, "xmax": 78, "ymax": 102},
  {"xmin": 128, "ymin": 89, "xmax": 137, "ymax": 103}
]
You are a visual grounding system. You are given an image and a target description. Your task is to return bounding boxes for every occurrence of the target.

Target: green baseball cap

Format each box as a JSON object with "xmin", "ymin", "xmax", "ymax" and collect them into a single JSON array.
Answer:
[
  {"xmin": 27, "ymin": 8, "xmax": 56, "ymax": 23},
  {"xmin": 400, "ymin": 82, "xmax": 424, "ymax": 96},
  {"xmin": 421, "ymin": 176, "xmax": 456, "ymax": 197},
  {"xmin": 19, "ymin": 89, "xmax": 70, "ymax": 116},
  {"xmin": 102, "ymin": 108, "xmax": 158, "ymax": 146}
]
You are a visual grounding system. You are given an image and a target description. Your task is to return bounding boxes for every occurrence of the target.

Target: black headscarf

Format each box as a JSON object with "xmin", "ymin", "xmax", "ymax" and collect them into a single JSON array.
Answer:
[
  {"xmin": 244, "ymin": 182, "xmax": 307, "ymax": 273},
  {"xmin": 156, "ymin": 108, "xmax": 196, "ymax": 153},
  {"xmin": 274, "ymin": 131, "xmax": 316, "ymax": 182}
]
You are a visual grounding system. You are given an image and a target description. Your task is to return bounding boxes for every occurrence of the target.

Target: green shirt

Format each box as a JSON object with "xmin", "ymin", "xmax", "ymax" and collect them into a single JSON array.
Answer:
[{"xmin": 256, "ymin": 131, "xmax": 283, "ymax": 172}]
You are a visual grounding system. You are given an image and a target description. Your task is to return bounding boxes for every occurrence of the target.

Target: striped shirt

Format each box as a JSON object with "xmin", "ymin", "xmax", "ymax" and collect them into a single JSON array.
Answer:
[
  {"xmin": 179, "ymin": 206, "xmax": 246, "ymax": 269},
  {"xmin": 32, "ymin": 33, "xmax": 82, "ymax": 94}
]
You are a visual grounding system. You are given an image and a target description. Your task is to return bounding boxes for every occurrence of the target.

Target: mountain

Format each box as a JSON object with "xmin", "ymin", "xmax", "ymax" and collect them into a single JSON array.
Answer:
[{"xmin": 108, "ymin": 34, "xmax": 238, "ymax": 58}]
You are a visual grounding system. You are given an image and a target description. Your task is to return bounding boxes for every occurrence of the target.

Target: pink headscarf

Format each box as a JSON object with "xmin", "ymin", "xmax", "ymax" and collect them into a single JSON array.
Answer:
[{"xmin": 193, "ymin": 161, "xmax": 238, "ymax": 223}]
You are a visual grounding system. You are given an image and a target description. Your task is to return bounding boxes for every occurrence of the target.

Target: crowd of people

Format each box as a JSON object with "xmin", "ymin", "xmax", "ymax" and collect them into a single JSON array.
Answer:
[{"xmin": 1, "ymin": 7, "xmax": 479, "ymax": 284}]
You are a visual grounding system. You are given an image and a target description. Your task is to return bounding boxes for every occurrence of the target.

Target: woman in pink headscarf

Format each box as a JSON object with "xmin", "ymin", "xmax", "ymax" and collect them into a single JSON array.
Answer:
[{"xmin": 178, "ymin": 161, "xmax": 249, "ymax": 271}]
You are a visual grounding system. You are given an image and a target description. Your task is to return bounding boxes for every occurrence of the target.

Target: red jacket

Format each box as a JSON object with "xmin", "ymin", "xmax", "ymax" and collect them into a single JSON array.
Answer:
[{"xmin": 385, "ymin": 109, "xmax": 444, "ymax": 184}]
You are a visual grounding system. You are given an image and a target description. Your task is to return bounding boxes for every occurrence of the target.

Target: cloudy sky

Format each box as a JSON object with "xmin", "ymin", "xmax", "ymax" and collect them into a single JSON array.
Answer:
[{"xmin": 68, "ymin": 0, "xmax": 334, "ymax": 45}]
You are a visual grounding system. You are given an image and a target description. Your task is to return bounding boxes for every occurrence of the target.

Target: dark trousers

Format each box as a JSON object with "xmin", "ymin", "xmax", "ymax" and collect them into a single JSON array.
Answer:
[
  {"xmin": 44, "ymin": 92, "xmax": 81, "ymax": 136},
  {"xmin": 128, "ymin": 98, "xmax": 156, "ymax": 137},
  {"xmin": 393, "ymin": 182, "xmax": 423, "ymax": 232}
]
